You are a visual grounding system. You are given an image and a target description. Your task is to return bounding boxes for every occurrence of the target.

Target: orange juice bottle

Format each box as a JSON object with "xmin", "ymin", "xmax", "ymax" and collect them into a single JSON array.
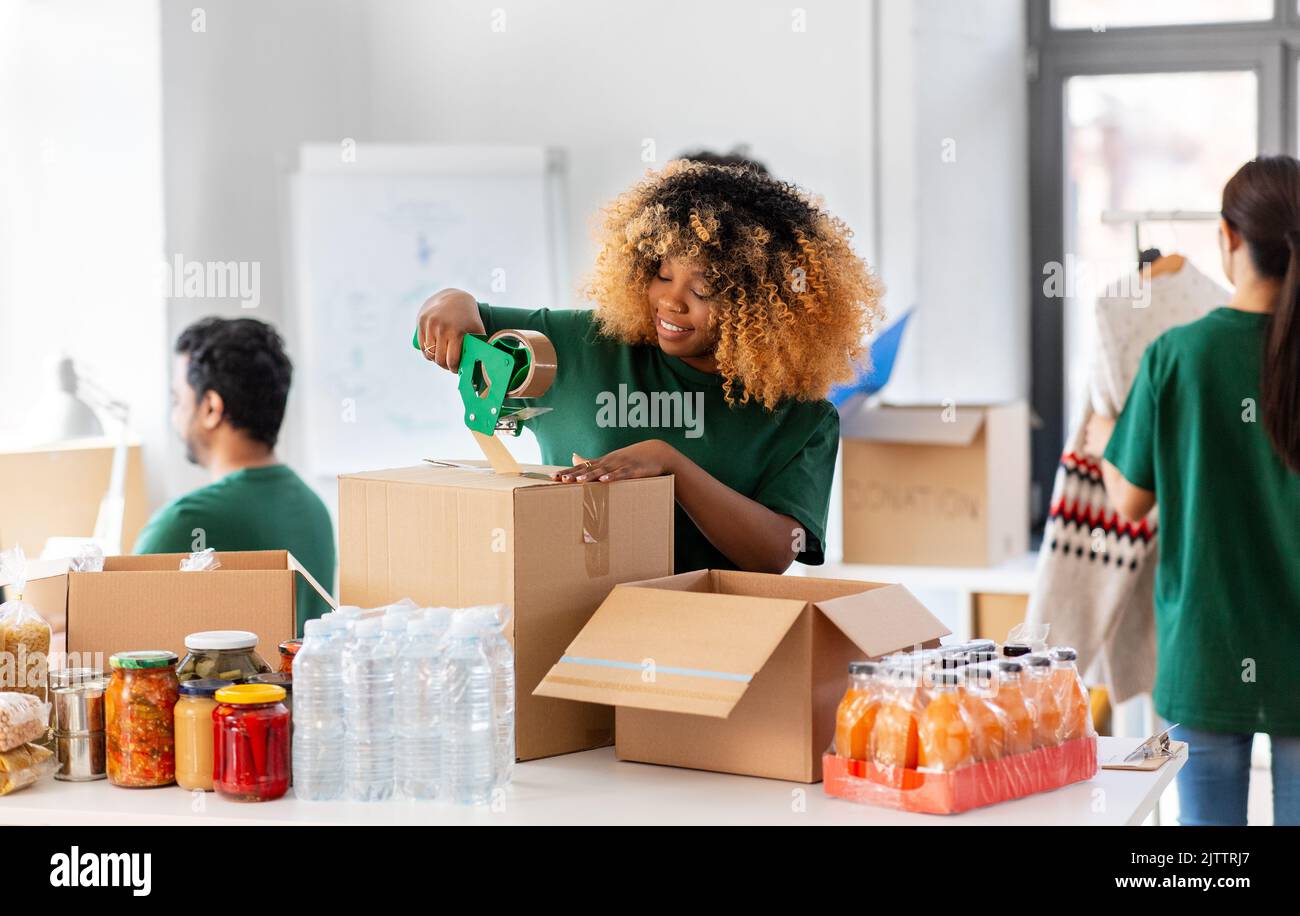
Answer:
[
  {"xmin": 834, "ymin": 661, "xmax": 880, "ymax": 760},
  {"xmin": 917, "ymin": 669, "xmax": 973, "ymax": 771},
  {"xmin": 870, "ymin": 665, "xmax": 920, "ymax": 770},
  {"xmin": 1021, "ymin": 654, "xmax": 1063, "ymax": 748},
  {"xmin": 991, "ymin": 660, "xmax": 1034, "ymax": 755},
  {"xmin": 1049, "ymin": 647, "xmax": 1093, "ymax": 741},
  {"xmin": 959, "ymin": 663, "xmax": 1008, "ymax": 761}
]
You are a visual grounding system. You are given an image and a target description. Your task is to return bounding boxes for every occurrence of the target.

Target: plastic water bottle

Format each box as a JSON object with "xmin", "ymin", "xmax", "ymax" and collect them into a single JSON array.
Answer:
[
  {"xmin": 343, "ymin": 617, "xmax": 396, "ymax": 801},
  {"xmin": 292, "ymin": 619, "xmax": 345, "ymax": 800},
  {"xmin": 380, "ymin": 608, "xmax": 410, "ymax": 659},
  {"xmin": 473, "ymin": 606, "xmax": 515, "ymax": 787},
  {"xmin": 442, "ymin": 612, "xmax": 495, "ymax": 805},
  {"xmin": 395, "ymin": 617, "xmax": 443, "ymax": 800}
]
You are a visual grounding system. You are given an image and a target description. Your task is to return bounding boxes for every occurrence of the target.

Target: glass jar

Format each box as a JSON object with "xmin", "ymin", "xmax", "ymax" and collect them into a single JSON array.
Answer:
[
  {"xmin": 173, "ymin": 678, "xmax": 233, "ymax": 792},
  {"xmin": 177, "ymin": 630, "xmax": 272, "ymax": 683},
  {"xmin": 105, "ymin": 651, "xmax": 179, "ymax": 788},
  {"xmin": 278, "ymin": 639, "xmax": 302, "ymax": 675},
  {"xmin": 213, "ymin": 684, "xmax": 290, "ymax": 802}
]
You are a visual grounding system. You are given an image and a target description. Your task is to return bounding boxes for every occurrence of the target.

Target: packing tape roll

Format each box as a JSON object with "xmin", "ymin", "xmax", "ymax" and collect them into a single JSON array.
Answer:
[{"xmin": 487, "ymin": 329, "xmax": 557, "ymax": 398}]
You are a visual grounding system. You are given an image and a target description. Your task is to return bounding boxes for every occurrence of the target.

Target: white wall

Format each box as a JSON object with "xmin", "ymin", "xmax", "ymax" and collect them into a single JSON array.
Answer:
[
  {"xmin": 0, "ymin": 0, "xmax": 167, "ymax": 503},
  {"xmin": 875, "ymin": 0, "xmax": 1030, "ymax": 407},
  {"xmin": 159, "ymin": 0, "xmax": 879, "ymax": 520},
  {"xmin": 157, "ymin": 0, "xmax": 1027, "ymax": 563}
]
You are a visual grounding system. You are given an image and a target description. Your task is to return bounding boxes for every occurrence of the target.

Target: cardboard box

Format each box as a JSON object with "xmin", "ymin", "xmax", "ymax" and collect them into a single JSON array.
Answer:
[
  {"xmin": 533, "ymin": 569, "xmax": 950, "ymax": 782},
  {"xmin": 972, "ymin": 591, "xmax": 1028, "ymax": 643},
  {"xmin": 338, "ymin": 461, "xmax": 674, "ymax": 762},
  {"xmin": 841, "ymin": 402, "xmax": 1029, "ymax": 567},
  {"xmin": 10, "ymin": 551, "xmax": 332, "ymax": 672}
]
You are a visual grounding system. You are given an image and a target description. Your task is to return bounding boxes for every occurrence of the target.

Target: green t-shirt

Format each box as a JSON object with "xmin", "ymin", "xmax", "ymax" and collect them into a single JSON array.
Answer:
[
  {"xmin": 1105, "ymin": 308, "xmax": 1300, "ymax": 735},
  {"xmin": 133, "ymin": 464, "xmax": 336, "ymax": 635},
  {"xmin": 479, "ymin": 304, "xmax": 840, "ymax": 573}
]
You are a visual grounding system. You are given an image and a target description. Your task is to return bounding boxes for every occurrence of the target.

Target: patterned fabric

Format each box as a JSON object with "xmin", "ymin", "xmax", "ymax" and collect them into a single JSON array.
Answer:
[{"xmin": 1027, "ymin": 261, "xmax": 1227, "ymax": 703}]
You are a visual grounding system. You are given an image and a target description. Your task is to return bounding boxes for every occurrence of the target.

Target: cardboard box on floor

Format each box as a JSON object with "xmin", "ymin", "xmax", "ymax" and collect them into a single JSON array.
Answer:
[
  {"xmin": 8, "ymin": 550, "xmax": 333, "ymax": 671},
  {"xmin": 841, "ymin": 402, "xmax": 1029, "ymax": 567},
  {"xmin": 533, "ymin": 569, "xmax": 950, "ymax": 783},
  {"xmin": 338, "ymin": 461, "xmax": 674, "ymax": 762}
]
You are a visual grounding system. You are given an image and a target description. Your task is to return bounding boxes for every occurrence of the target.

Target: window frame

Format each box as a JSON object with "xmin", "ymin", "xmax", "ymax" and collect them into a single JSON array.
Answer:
[{"xmin": 1025, "ymin": 0, "xmax": 1296, "ymax": 528}]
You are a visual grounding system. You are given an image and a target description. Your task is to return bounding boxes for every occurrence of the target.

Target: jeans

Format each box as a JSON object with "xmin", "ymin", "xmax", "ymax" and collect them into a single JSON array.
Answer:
[{"xmin": 1171, "ymin": 726, "xmax": 1300, "ymax": 826}]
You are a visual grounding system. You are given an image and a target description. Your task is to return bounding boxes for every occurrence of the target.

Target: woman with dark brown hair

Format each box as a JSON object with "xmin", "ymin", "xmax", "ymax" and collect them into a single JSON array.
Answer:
[{"xmin": 1095, "ymin": 156, "xmax": 1300, "ymax": 825}]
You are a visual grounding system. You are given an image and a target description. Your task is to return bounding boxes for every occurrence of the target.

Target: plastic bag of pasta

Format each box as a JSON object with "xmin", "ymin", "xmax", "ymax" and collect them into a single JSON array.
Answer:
[
  {"xmin": 0, "ymin": 742, "xmax": 55, "ymax": 796},
  {"xmin": 0, "ymin": 547, "xmax": 52, "ymax": 700}
]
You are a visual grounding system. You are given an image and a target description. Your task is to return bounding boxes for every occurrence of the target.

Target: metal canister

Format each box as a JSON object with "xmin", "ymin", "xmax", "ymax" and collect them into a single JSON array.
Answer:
[{"xmin": 50, "ymin": 668, "xmax": 108, "ymax": 781}]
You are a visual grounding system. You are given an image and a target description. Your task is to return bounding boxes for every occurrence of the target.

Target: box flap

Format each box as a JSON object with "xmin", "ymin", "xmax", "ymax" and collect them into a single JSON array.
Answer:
[
  {"xmin": 840, "ymin": 405, "xmax": 986, "ymax": 446},
  {"xmin": 339, "ymin": 462, "xmax": 561, "ymax": 492},
  {"xmin": 534, "ymin": 584, "xmax": 808, "ymax": 719},
  {"xmin": 814, "ymin": 584, "xmax": 951, "ymax": 658}
]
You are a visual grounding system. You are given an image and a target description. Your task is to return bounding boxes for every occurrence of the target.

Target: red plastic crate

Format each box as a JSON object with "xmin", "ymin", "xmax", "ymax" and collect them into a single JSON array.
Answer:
[{"xmin": 823, "ymin": 735, "xmax": 1098, "ymax": 815}]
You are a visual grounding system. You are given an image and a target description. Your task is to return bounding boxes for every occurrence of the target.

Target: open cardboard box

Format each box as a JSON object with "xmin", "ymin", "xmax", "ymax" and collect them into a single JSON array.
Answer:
[
  {"xmin": 841, "ymin": 402, "xmax": 1029, "ymax": 567},
  {"xmin": 7, "ymin": 550, "xmax": 334, "ymax": 674},
  {"xmin": 534, "ymin": 569, "xmax": 950, "ymax": 782},
  {"xmin": 339, "ymin": 460, "xmax": 674, "ymax": 761}
]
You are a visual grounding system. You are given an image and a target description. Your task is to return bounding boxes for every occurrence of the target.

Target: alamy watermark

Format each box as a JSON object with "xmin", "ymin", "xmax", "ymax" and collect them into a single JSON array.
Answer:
[
  {"xmin": 595, "ymin": 385, "xmax": 704, "ymax": 438},
  {"xmin": 1042, "ymin": 254, "xmax": 1152, "ymax": 309},
  {"xmin": 157, "ymin": 254, "xmax": 261, "ymax": 309}
]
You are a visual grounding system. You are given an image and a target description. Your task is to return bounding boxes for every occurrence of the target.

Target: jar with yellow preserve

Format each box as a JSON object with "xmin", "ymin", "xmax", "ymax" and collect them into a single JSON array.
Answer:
[
  {"xmin": 173, "ymin": 678, "xmax": 232, "ymax": 791},
  {"xmin": 177, "ymin": 631, "xmax": 272, "ymax": 683}
]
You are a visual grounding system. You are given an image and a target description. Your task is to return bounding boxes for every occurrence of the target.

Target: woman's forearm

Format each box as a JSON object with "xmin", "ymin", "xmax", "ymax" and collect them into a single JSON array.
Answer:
[{"xmin": 667, "ymin": 448, "xmax": 801, "ymax": 574}]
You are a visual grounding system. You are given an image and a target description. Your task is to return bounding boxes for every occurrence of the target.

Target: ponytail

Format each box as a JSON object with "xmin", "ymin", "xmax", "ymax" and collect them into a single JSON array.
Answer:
[
  {"xmin": 1221, "ymin": 156, "xmax": 1300, "ymax": 473},
  {"xmin": 1265, "ymin": 231, "xmax": 1300, "ymax": 472}
]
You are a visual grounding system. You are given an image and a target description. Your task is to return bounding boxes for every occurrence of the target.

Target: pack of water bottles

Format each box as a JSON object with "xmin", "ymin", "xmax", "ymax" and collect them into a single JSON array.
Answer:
[
  {"xmin": 823, "ymin": 640, "xmax": 1098, "ymax": 814},
  {"xmin": 291, "ymin": 600, "xmax": 514, "ymax": 805}
]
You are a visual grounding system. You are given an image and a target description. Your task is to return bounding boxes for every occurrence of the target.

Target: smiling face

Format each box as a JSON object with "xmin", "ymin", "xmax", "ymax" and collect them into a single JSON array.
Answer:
[{"xmin": 646, "ymin": 257, "xmax": 718, "ymax": 367}]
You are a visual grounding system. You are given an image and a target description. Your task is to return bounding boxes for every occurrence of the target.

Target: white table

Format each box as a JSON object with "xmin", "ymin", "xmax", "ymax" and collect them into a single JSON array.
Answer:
[{"xmin": 1, "ymin": 738, "xmax": 1182, "ymax": 826}]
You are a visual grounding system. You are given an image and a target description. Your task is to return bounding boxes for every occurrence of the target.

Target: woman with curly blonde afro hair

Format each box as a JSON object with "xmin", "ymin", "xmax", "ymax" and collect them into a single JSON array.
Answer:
[{"xmin": 417, "ymin": 160, "xmax": 883, "ymax": 573}]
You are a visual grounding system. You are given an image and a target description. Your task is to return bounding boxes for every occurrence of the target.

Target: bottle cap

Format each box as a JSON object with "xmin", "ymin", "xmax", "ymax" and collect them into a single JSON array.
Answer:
[
  {"xmin": 304, "ymin": 619, "xmax": 326, "ymax": 637},
  {"xmin": 995, "ymin": 659, "xmax": 1024, "ymax": 674},
  {"xmin": 1022, "ymin": 654, "xmax": 1051, "ymax": 668},
  {"xmin": 1051, "ymin": 647, "xmax": 1078, "ymax": 662},
  {"xmin": 355, "ymin": 618, "xmax": 381, "ymax": 638},
  {"xmin": 1001, "ymin": 643, "xmax": 1031, "ymax": 657},
  {"xmin": 847, "ymin": 661, "xmax": 878, "ymax": 676}
]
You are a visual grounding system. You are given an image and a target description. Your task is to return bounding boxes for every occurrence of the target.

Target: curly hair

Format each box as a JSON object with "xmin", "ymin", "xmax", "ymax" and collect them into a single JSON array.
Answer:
[
  {"xmin": 177, "ymin": 317, "xmax": 293, "ymax": 447},
  {"xmin": 584, "ymin": 160, "xmax": 884, "ymax": 409}
]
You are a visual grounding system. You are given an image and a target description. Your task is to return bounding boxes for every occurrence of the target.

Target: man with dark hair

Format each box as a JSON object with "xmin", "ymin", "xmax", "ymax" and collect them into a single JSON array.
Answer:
[{"xmin": 134, "ymin": 317, "xmax": 335, "ymax": 631}]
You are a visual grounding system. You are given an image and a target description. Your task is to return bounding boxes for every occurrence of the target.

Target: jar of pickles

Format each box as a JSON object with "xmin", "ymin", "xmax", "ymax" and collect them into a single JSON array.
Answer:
[
  {"xmin": 177, "ymin": 631, "xmax": 272, "ymax": 683},
  {"xmin": 213, "ymin": 684, "xmax": 290, "ymax": 802},
  {"xmin": 173, "ymin": 678, "xmax": 233, "ymax": 791},
  {"xmin": 105, "ymin": 651, "xmax": 180, "ymax": 788}
]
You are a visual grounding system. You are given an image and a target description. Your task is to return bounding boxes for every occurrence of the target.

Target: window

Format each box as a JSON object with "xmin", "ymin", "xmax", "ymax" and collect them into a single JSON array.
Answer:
[
  {"xmin": 1051, "ymin": 0, "xmax": 1272, "ymax": 30},
  {"xmin": 1061, "ymin": 71, "xmax": 1257, "ymax": 413},
  {"xmin": 1025, "ymin": 3, "xmax": 1295, "ymax": 527}
]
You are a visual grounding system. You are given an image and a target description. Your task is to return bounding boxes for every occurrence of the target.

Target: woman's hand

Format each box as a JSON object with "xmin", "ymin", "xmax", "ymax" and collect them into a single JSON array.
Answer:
[
  {"xmin": 1084, "ymin": 412, "xmax": 1116, "ymax": 457},
  {"xmin": 553, "ymin": 441, "xmax": 679, "ymax": 483},
  {"xmin": 416, "ymin": 288, "xmax": 485, "ymax": 372}
]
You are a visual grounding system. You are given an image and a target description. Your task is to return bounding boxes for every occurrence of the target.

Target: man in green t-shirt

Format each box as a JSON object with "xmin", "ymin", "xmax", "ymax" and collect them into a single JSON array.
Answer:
[{"xmin": 134, "ymin": 317, "xmax": 335, "ymax": 633}]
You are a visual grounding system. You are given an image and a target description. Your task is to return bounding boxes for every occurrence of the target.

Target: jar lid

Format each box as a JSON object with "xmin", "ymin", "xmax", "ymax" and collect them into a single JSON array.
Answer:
[
  {"xmin": 110, "ymin": 650, "xmax": 178, "ymax": 670},
  {"xmin": 185, "ymin": 630, "xmax": 258, "ymax": 651},
  {"xmin": 247, "ymin": 673, "xmax": 292, "ymax": 693},
  {"xmin": 179, "ymin": 677, "xmax": 234, "ymax": 698},
  {"xmin": 215, "ymin": 683, "xmax": 286, "ymax": 705}
]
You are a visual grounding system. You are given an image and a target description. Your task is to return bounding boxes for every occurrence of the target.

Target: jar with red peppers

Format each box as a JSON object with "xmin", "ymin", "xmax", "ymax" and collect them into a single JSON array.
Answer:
[
  {"xmin": 105, "ymin": 651, "xmax": 180, "ymax": 788},
  {"xmin": 212, "ymin": 684, "xmax": 290, "ymax": 802},
  {"xmin": 277, "ymin": 639, "xmax": 302, "ymax": 675}
]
